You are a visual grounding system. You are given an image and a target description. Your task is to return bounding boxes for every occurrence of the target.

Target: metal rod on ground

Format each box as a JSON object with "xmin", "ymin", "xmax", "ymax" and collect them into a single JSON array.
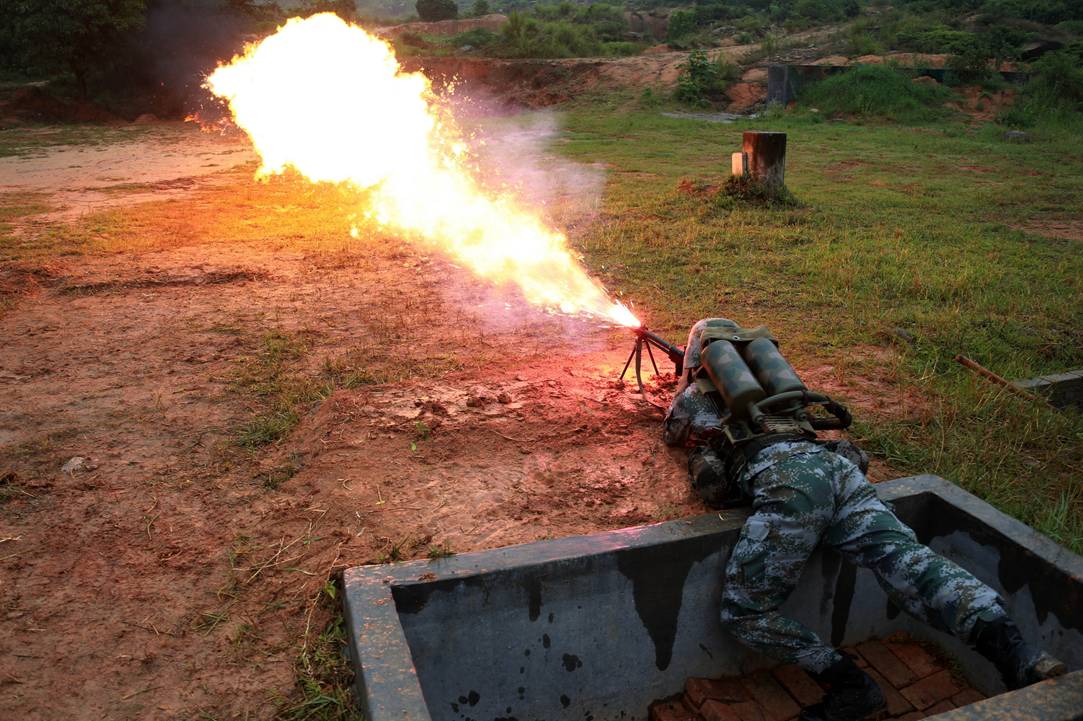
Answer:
[{"xmin": 953, "ymin": 354, "xmax": 1051, "ymax": 406}]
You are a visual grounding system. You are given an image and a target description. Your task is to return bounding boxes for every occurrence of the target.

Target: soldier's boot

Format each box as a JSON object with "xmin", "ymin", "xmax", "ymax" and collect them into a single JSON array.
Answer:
[
  {"xmin": 799, "ymin": 655, "xmax": 886, "ymax": 721},
  {"xmin": 970, "ymin": 616, "xmax": 1066, "ymax": 690}
]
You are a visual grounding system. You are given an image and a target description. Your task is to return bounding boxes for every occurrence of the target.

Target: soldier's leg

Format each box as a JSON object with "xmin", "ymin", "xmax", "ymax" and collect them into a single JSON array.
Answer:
[
  {"xmin": 824, "ymin": 455, "xmax": 1064, "ymax": 689},
  {"xmin": 822, "ymin": 457, "xmax": 1002, "ymax": 639},
  {"xmin": 719, "ymin": 453, "xmax": 843, "ymax": 673}
]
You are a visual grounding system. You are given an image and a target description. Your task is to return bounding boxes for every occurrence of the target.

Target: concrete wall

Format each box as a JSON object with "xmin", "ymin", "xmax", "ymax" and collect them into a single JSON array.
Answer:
[
  {"xmin": 342, "ymin": 476, "xmax": 1083, "ymax": 721},
  {"xmin": 1013, "ymin": 369, "xmax": 1083, "ymax": 411}
]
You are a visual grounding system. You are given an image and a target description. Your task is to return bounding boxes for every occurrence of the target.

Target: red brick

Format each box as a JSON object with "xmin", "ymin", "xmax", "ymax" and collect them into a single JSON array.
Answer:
[
  {"xmin": 740, "ymin": 672, "xmax": 801, "ymax": 721},
  {"xmin": 771, "ymin": 665, "xmax": 825, "ymax": 707},
  {"xmin": 685, "ymin": 677, "xmax": 750, "ymax": 709},
  {"xmin": 701, "ymin": 700, "xmax": 743, "ymax": 721},
  {"xmin": 856, "ymin": 640, "xmax": 917, "ymax": 688},
  {"xmin": 865, "ymin": 668, "xmax": 914, "ymax": 717},
  {"xmin": 900, "ymin": 670, "xmax": 961, "ymax": 711},
  {"xmin": 925, "ymin": 700, "xmax": 955, "ymax": 716},
  {"xmin": 950, "ymin": 688, "xmax": 984, "ymax": 707},
  {"xmin": 730, "ymin": 701, "xmax": 767, "ymax": 721},
  {"xmin": 650, "ymin": 699, "xmax": 697, "ymax": 721},
  {"xmin": 885, "ymin": 641, "xmax": 942, "ymax": 680}
]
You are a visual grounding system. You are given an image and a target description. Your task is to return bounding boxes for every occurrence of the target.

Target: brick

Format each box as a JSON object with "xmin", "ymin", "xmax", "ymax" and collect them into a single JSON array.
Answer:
[
  {"xmin": 900, "ymin": 670, "xmax": 961, "ymax": 711},
  {"xmin": 885, "ymin": 641, "xmax": 942, "ymax": 680},
  {"xmin": 865, "ymin": 668, "xmax": 914, "ymax": 717},
  {"xmin": 771, "ymin": 665, "xmax": 824, "ymax": 707},
  {"xmin": 730, "ymin": 701, "xmax": 767, "ymax": 721},
  {"xmin": 740, "ymin": 672, "xmax": 801, "ymax": 721},
  {"xmin": 650, "ymin": 699, "xmax": 697, "ymax": 721},
  {"xmin": 701, "ymin": 700, "xmax": 743, "ymax": 721},
  {"xmin": 856, "ymin": 640, "xmax": 917, "ymax": 688},
  {"xmin": 925, "ymin": 700, "xmax": 955, "ymax": 716},
  {"xmin": 685, "ymin": 677, "xmax": 750, "ymax": 709},
  {"xmin": 950, "ymin": 688, "xmax": 984, "ymax": 707}
]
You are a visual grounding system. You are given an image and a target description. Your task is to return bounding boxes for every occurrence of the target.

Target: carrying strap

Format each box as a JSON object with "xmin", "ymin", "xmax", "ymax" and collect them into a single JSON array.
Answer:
[{"xmin": 699, "ymin": 325, "xmax": 777, "ymax": 346}]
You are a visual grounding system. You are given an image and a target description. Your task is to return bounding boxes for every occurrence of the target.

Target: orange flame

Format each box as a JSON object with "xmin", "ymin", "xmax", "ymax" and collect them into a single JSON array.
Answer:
[{"xmin": 207, "ymin": 13, "xmax": 638, "ymax": 327}]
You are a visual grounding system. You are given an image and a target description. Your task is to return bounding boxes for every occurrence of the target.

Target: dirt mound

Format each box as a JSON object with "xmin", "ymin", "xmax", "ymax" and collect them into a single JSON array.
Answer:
[
  {"xmin": 0, "ymin": 86, "xmax": 121, "ymax": 124},
  {"xmin": 948, "ymin": 85, "xmax": 1016, "ymax": 122},
  {"xmin": 726, "ymin": 82, "xmax": 768, "ymax": 112},
  {"xmin": 377, "ymin": 13, "xmax": 508, "ymax": 39}
]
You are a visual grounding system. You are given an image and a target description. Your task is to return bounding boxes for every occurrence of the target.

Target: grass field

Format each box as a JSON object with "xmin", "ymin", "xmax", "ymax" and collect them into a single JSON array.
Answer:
[{"xmin": 555, "ymin": 106, "xmax": 1083, "ymax": 550}]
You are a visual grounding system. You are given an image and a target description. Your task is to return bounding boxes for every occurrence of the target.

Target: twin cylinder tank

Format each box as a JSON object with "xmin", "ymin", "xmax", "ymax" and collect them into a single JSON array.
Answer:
[{"xmin": 702, "ymin": 337, "xmax": 805, "ymax": 418}]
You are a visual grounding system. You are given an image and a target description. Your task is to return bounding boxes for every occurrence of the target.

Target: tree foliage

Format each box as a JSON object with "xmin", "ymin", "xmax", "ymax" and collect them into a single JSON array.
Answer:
[
  {"xmin": 7, "ymin": 0, "xmax": 146, "ymax": 99},
  {"xmin": 416, "ymin": 0, "xmax": 459, "ymax": 22}
]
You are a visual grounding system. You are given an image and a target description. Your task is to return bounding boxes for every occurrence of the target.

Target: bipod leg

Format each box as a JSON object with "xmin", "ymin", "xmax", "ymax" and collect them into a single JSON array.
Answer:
[
  {"xmin": 620, "ymin": 340, "xmax": 640, "ymax": 381},
  {"xmin": 644, "ymin": 341, "xmax": 660, "ymax": 376},
  {"xmin": 635, "ymin": 341, "xmax": 646, "ymax": 395}
]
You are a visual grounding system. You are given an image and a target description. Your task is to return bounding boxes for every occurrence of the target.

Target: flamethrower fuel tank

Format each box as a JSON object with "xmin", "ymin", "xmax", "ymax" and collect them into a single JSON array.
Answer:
[
  {"xmin": 742, "ymin": 336, "xmax": 807, "ymax": 396},
  {"xmin": 702, "ymin": 340, "xmax": 766, "ymax": 419}
]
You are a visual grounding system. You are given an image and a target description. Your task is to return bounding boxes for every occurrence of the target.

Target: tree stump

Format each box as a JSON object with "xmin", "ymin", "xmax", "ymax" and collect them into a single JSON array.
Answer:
[{"xmin": 742, "ymin": 131, "xmax": 787, "ymax": 195}]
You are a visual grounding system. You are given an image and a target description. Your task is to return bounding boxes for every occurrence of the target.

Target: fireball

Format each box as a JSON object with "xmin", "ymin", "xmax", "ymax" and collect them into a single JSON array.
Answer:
[{"xmin": 207, "ymin": 13, "xmax": 638, "ymax": 327}]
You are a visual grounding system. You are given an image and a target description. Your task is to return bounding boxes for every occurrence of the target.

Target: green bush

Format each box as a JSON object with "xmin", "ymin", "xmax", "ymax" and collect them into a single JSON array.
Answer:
[
  {"xmin": 999, "ymin": 49, "xmax": 1083, "ymax": 126},
  {"xmin": 497, "ymin": 12, "xmax": 603, "ymax": 58},
  {"xmin": 800, "ymin": 64, "xmax": 952, "ymax": 122},
  {"xmin": 667, "ymin": 9, "xmax": 697, "ymax": 44},
  {"xmin": 416, "ymin": 0, "xmax": 457, "ymax": 22},
  {"xmin": 675, "ymin": 50, "xmax": 738, "ymax": 107},
  {"xmin": 469, "ymin": 0, "xmax": 489, "ymax": 17},
  {"xmin": 450, "ymin": 27, "xmax": 498, "ymax": 48}
]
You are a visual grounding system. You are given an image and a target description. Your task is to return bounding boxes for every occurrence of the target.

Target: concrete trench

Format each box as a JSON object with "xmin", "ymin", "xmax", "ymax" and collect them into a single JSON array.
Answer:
[{"xmin": 342, "ymin": 475, "xmax": 1083, "ymax": 721}]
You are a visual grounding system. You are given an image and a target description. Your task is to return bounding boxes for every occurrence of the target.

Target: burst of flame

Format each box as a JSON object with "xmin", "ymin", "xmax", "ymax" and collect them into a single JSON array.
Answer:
[{"xmin": 206, "ymin": 13, "xmax": 639, "ymax": 328}]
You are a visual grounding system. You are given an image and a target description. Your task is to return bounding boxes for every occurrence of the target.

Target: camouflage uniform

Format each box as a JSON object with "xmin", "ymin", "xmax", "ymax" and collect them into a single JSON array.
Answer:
[
  {"xmin": 664, "ymin": 318, "xmax": 1007, "ymax": 674},
  {"xmin": 719, "ymin": 440, "xmax": 1005, "ymax": 673}
]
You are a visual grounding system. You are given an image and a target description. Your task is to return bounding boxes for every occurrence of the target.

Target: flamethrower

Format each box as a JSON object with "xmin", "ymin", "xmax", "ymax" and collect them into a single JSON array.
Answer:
[
  {"xmin": 619, "ymin": 326, "xmax": 684, "ymax": 396},
  {"xmin": 622, "ymin": 320, "xmax": 853, "ymax": 437}
]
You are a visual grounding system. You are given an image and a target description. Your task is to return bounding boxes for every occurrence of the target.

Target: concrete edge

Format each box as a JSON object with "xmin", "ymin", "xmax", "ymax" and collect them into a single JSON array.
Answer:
[
  {"xmin": 342, "ymin": 568, "xmax": 430, "ymax": 721},
  {"xmin": 925, "ymin": 670, "xmax": 1083, "ymax": 720},
  {"xmin": 341, "ymin": 474, "xmax": 1083, "ymax": 720},
  {"xmin": 899, "ymin": 474, "xmax": 1083, "ymax": 579}
]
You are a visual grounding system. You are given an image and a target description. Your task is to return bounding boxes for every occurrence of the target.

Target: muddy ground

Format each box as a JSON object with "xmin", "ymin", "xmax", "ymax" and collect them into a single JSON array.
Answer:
[{"xmin": 0, "ymin": 122, "xmax": 902, "ymax": 720}]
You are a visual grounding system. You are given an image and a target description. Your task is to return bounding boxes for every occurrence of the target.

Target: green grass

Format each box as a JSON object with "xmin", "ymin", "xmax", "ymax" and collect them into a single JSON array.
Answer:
[
  {"xmin": 798, "ymin": 64, "xmax": 953, "ymax": 123},
  {"xmin": 553, "ymin": 107, "xmax": 1083, "ymax": 550}
]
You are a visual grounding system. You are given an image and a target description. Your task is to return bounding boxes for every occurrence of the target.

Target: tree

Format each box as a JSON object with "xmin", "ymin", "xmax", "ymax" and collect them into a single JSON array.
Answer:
[
  {"xmin": 470, "ymin": 0, "xmax": 491, "ymax": 17},
  {"xmin": 9, "ymin": 0, "xmax": 146, "ymax": 100},
  {"xmin": 416, "ymin": 0, "xmax": 459, "ymax": 22}
]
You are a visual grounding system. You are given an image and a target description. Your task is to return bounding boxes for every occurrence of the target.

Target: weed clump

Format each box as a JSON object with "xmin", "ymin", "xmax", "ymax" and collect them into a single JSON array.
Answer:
[{"xmin": 800, "ymin": 64, "xmax": 951, "ymax": 123}]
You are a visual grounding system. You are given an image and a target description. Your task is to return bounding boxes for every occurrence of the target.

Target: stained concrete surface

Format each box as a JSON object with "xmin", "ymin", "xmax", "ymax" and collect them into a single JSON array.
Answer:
[{"xmin": 342, "ymin": 475, "xmax": 1083, "ymax": 721}]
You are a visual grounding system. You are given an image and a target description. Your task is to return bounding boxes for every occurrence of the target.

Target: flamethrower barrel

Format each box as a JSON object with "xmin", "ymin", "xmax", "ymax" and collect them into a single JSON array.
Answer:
[{"xmin": 638, "ymin": 329, "xmax": 685, "ymax": 368}]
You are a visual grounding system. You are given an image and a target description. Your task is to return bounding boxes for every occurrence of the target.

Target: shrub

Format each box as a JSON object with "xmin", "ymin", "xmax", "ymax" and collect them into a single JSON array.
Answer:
[
  {"xmin": 451, "ymin": 27, "xmax": 498, "ymax": 48},
  {"xmin": 416, "ymin": 0, "xmax": 458, "ymax": 22},
  {"xmin": 469, "ymin": 0, "xmax": 489, "ymax": 17},
  {"xmin": 497, "ymin": 12, "xmax": 602, "ymax": 58},
  {"xmin": 675, "ymin": 50, "xmax": 737, "ymax": 107},
  {"xmin": 667, "ymin": 9, "xmax": 697, "ymax": 44},
  {"xmin": 800, "ymin": 64, "xmax": 952, "ymax": 122},
  {"xmin": 999, "ymin": 49, "xmax": 1083, "ymax": 126}
]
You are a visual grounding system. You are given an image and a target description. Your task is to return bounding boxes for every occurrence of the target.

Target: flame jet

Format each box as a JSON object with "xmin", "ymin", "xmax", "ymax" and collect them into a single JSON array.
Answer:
[{"xmin": 207, "ymin": 13, "xmax": 638, "ymax": 327}]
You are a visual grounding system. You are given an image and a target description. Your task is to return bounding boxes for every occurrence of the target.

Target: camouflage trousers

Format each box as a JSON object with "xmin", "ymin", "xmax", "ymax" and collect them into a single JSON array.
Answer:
[{"xmin": 719, "ymin": 441, "xmax": 1004, "ymax": 673}]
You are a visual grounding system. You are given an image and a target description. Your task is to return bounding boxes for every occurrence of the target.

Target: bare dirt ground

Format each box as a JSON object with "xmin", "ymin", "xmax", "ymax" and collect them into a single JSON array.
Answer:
[{"xmin": 0, "ymin": 122, "xmax": 903, "ymax": 719}]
